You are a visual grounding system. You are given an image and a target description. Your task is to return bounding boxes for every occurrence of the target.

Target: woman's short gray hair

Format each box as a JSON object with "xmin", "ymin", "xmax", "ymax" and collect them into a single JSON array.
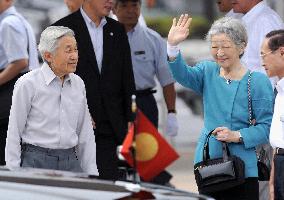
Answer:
[
  {"xmin": 38, "ymin": 26, "xmax": 75, "ymax": 62},
  {"xmin": 206, "ymin": 17, "xmax": 247, "ymax": 49}
]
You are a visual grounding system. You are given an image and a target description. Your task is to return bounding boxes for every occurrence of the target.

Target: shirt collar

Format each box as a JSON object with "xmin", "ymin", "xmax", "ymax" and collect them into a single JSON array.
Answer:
[
  {"xmin": 242, "ymin": 1, "xmax": 265, "ymax": 23},
  {"xmin": 41, "ymin": 63, "xmax": 71, "ymax": 86},
  {"xmin": 127, "ymin": 23, "xmax": 141, "ymax": 36},
  {"xmin": 276, "ymin": 77, "xmax": 284, "ymax": 94},
  {"xmin": 0, "ymin": 6, "xmax": 17, "ymax": 22},
  {"xmin": 226, "ymin": 9, "xmax": 234, "ymax": 17},
  {"xmin": 80, "ymin": 7, "xmax": 107, "ymax": 28}
]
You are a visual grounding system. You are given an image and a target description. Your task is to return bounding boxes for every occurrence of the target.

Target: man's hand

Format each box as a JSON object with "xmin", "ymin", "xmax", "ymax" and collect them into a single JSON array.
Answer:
[
  {"xmin": 0, "ymin": 59, "xmax": 28, "ymax": 86},
  {"xmin": 166, "ymin": 113, "xmax": 178, "ymax": 137},
  {"xmin": 91, "ymin": 117, "xmax": 96, "ymax": 129},
  {"xmin": 128, "ymin": 122, "xmax": 132, "ymax": 130},
  {"xmin": 269, "ymin": 151, "xmax": 275, "ymax": 200}
]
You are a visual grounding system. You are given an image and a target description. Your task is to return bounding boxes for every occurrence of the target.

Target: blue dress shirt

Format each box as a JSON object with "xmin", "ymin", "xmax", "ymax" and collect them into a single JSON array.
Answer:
[
  {"xmin": 128, "ymin": 23, "xmax": 174, "ymax": 90},
  {"xmin": 0, "ymin": 6, "xmax": 39, "ymax": 71}
]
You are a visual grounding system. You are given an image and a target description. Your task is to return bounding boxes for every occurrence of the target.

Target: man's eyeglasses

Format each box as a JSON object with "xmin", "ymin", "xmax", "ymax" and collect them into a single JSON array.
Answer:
[{"xmin": 260, "ymin": 50, "xmax": 274, "ymax": 58}]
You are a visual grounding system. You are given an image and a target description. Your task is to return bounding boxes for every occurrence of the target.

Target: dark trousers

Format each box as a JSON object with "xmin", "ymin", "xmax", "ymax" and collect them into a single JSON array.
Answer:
[
  {"xmin": 205, "ymin": 178, "xmax": 259, "ymax": 200},
  {"xmin": 95, "ymin": 121, "xmax": 120, "ymax": 180},
  {"xmin": 274, "ymin": 154, "xmax": 284, "ymax": 200},
  {"xmin": 136, "ymin": 93, "xmax": 172, "ymax": 185},
  {"xmin": 136, "ymin": 93, "xmax": 158, "ymax": 127},
  {"xmin": 0, "ymin": 119, "xmax": 8, "ymax": 165}
]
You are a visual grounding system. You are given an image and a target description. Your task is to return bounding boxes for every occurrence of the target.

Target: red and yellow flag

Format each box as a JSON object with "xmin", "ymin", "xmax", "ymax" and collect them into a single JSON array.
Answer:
[{"xmin": 121, "ymin": 110, "xmax": 179, "ymax": 181}]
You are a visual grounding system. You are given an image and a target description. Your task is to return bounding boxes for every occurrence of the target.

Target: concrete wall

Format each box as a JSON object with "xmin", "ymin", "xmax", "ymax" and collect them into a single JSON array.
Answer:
[{"xmin": 268, "ymin": 0, "xmax": 284, "ymax": 21}]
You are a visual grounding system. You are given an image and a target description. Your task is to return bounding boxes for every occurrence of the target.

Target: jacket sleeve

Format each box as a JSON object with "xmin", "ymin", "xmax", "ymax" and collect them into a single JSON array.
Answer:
[
  {"xmin": 5, "ymin": 77, "xmax": 33, "ymax": 169},
  {"xmin": 168, "ymin": 53, "xmax": 206, "ymax": 95},
  {"xmin": 239, "ymin": 73, "xmax": 274, "ymax": 149},
  {"xmin": 120, "ymin": 26, "xmax": 135, "ymax": 122}
]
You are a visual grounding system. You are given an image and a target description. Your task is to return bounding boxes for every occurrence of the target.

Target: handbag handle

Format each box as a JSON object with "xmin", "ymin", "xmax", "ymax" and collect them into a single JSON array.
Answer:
[
  {"xmin": 203, "ymin": 130, "xmax": 230, "ymax": 162},
  {"xmin": 247, "ymin": 71, "xmax": 254, "ymax": 125},
  {"xmin": 247, "ymin": 71, "xmax": 264, "ymax": 161}
]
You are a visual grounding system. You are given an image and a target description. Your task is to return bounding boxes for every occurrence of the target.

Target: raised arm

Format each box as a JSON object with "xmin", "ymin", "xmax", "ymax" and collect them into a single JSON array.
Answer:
[{"xmin": 167, "ymin": 14, "xmax": 192, "ymax": 60}]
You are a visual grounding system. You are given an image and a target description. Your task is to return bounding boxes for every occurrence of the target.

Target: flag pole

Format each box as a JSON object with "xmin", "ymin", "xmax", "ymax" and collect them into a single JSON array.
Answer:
[{"xmin": 131, "ymin": 95, "xmax": 139, "ymax": 184}]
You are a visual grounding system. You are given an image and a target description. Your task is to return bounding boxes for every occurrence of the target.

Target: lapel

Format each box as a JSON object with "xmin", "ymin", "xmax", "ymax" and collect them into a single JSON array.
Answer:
[
  {"xmin": 73, "ymin": 11, "xmax": 100, "ymax": 77},
  {"xmin": 102, "ymin": 17, "xmax": 115, "ymax": 76}
]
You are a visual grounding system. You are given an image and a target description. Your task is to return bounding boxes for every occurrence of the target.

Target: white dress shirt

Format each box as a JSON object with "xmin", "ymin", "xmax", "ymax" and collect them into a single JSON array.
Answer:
[
  {"xmin": 80, "ymin": 7, "xmax": 106, "ymax": 73},
  {"xmin": 5, "ymin": 63, "xmax": 98, "ymax": 175},
  {"xmin": 270, "ymin": 78, "xmax": 284, "ymax": 149},
  {"xmin": 225, "ymin": 9, "xmax": 243, "ymax": 19},
  {"xmin": 241, "ymin": 1, "xmax": 284, "ymax": 87}
]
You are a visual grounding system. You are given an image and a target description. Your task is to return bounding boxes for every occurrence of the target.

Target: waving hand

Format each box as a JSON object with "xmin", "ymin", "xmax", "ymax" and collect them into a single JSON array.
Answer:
[{"xmin": 168, "ymin": 14, "xmax": 192, "ymax": 46}]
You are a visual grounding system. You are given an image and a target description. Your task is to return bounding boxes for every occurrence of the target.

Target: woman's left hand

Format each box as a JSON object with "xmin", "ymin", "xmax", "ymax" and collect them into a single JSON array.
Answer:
[{"xmin": 212, "ymin": 127, "xmax": 240, "ymax": 143}]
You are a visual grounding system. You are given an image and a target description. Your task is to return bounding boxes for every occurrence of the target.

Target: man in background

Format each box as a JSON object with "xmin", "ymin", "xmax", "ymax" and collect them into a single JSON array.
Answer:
[
  {"xmin": 53, "ymin": 0, "xmax": 135, "ymax": 180},
  {"xmin": 113, "ymin": 0, "xmax": 178, "ymax": 185},
  {"xmin": 63, "ymin": 0, "xmax": 146, "ymax": 26},
  {"xmin": 64, "ymin": 0, "xmax": 84, "ymax": 13},
  {"xmin": 0, "ymin": 0, "xmax": 39, "ymax": 166},
  {"xmin": 216, "ymin": 0, "xmax": 243, "ymax": 18}
]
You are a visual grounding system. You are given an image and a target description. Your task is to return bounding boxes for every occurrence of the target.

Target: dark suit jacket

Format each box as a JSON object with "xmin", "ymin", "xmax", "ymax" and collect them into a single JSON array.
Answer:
[{"xmin": 53, "ymin": 10, "xmax": 135, "ymax": 143}]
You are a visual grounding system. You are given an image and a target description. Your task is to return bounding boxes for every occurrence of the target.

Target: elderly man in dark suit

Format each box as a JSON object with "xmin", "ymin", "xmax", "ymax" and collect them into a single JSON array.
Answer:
[{"xmin": 52, "ymin": 0, "xmax": 135, "ymax": 180}]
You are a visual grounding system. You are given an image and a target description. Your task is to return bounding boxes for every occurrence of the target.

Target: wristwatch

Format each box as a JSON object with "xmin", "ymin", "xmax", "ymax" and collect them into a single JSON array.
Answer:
[{"xmin": 238, "ymin": 131, "xmax": 244, "ymax": 143}]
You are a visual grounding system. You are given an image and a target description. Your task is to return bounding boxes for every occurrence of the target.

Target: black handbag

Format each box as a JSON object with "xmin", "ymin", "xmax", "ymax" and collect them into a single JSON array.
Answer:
[
  {"xmin": 257, "ymin": 160, "xmax": 270, "ymax": 181},
  {"xmin": 247, "ymin": 71, "xmax": 270, "ymax": 181},
  {"xmin": 194, "ymin": 130, "xmax": 245, "ymax": 193}
]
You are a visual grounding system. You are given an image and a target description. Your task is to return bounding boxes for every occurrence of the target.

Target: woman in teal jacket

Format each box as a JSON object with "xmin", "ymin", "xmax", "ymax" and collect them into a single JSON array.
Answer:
[{"xmin": 167, "ymin": 16, "xmax": 273, "ymax": 200}]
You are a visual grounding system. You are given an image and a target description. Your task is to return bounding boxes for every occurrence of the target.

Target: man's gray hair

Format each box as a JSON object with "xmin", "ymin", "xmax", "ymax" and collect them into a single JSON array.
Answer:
[
  {"xmin": 206, "ymin": 17, "xmax": 248, "ymax": 49},
  {"xmin": 38, "ymin": 26, "xmax": 75, "ymax": 62}
]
